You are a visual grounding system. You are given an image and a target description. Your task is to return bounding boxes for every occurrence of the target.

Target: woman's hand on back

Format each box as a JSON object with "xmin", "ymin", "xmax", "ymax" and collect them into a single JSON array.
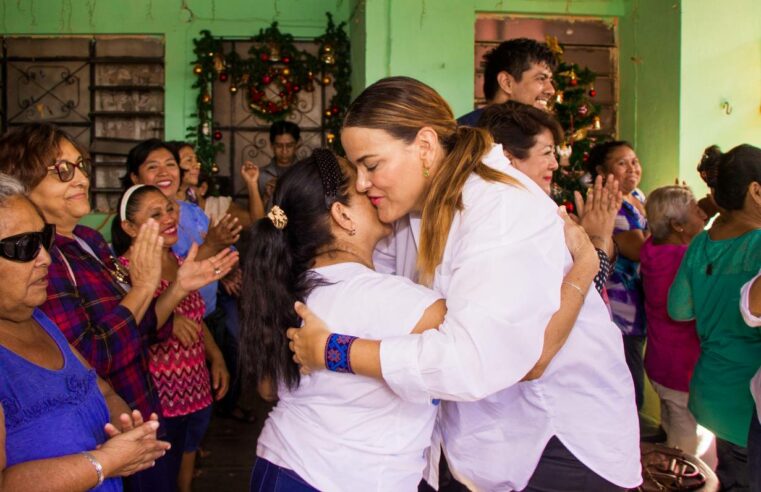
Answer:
[
  {"xmin": 127, "ymin": 219, "xmax": 163, "ymax": 293},
  {"xmin": 286, "ymin": 302, "xmax": 331, "ymax": 375},
  {"xmin": 559, "ymin": 207, "xmax": 598, "ymax": 266}
]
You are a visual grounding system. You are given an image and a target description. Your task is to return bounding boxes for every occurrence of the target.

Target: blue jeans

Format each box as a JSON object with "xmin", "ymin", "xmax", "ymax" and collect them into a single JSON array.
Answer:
[
  {"xmin": 749, "ymin": 412, "xmax": 761, "ymax": 492},
  {"xmin": 250, "ymin": 458, "xmax": 319, "ymax": 491}
]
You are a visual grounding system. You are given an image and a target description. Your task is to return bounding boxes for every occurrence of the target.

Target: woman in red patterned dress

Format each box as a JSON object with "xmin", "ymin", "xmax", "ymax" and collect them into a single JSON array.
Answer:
[{"xmin": 112, "ymin": 184, "xmax": 232, "ymax": 492}]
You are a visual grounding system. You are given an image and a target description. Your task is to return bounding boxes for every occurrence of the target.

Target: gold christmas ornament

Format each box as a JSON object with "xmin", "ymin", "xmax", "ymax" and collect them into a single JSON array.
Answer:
[
  {"xmin": 211, "ymin": 162, "xmax": 219, "ymax": 174},
  {"xmin": 229, "ymin": 85, "xmax": 238, "ymax": 94},
  {"xmin": 282, "ymin": 67, "xmax": 291, "ymax": 76},
  {"xmin": 571, "ymin": 127, "xmax": 588, "ymax": 142},
  {"xmin": 268, "ymin": 43, "xmax": 281, "ymax": 62},
  {"xmin": 213, "ymin": 53, "xmax": 225, "ymax": 73},
  {"xmin": 326, "ymin": 132, "xmax": 335, "ymax": 144},
  {"xmin": 201, "ymin": 92, "xmax": 212, "ymax": 104},
  {"xmin": 193, "ymin": 64, "xmax": 203, "ymax": 75},
  {"xmin": 555, "ymin": 91, "xmax": 564, "ymax": 104},
  {"xmin": 321, "ymin": 75, "xmax": 332, "ymax": 86},
  {"xmin": 593, "ymin": 116, "xmax": 602, "ymax": 130},
  {"xmin": 545, "ymin": 35, "xmax": 564, "ymax": 56}
]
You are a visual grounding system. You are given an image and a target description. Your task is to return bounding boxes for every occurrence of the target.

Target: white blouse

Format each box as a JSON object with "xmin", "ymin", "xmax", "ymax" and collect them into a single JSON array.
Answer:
[
  {"xmin": 374, "ymin": 145, "xmax": 642, "ymax": 491},
  {"xmin": 257, "ymin": 262, "xmax": 442, "ymax": 491},
  {"xmin": 739, "ymin": 269, "xmax": 761, "ymax": 422}
]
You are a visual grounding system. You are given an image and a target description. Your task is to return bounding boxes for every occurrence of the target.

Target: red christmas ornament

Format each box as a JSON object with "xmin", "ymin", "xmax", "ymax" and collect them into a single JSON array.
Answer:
[
  {"xmin": 262, "ymin": 75, "xmax": 272, "ymax": 85},
  {"xmin": 267, "ymin": 101, "xmax": 278, "ymax": 112},
  {"xmin": 293, "ymin": 85, "xmax": 301, "ymax": 92},
  {"xmin": 260, "ymin": 52, "xmax": 270, "ymax": 62},
  {"xmin": 583, "ymin": 152, "xmax": 590, "ymax": 162},
  {"xmin": 251, "ymin": 90, "xmax": 263, "ymax": 102},
  {"xmin": 563, "ymin": 201, "xmax": 575, "ymax": 214},
  {"xmin": 282, "ymin": 56, "xmax": 291, "ymax": 64},
  {"xmin": 213, "ymin": 130, "xmax": 223, "ymax": 141},
  {"xmin": 570, "ymin": 78, "xmax": 578, "ymax": 87},
  {"xmin": 589, "ymin": 89, "xmax": 597, "ymax": 97},
  {"xmin": 219, "ymin": 72, "xmax": 228, "ymax": 82},
  {"xmin": 331, "ymin": 106, "xmax": 340, "ymax": 115}
]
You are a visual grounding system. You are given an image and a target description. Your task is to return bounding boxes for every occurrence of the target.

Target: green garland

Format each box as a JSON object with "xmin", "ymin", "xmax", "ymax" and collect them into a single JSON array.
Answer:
[
  {"xmin": 549, "ymin": 38, "xmax": 607, "ymax": 210},
  {"xmin": 186, "ymin": 13, "xmax": 351, "ymax": 173}
]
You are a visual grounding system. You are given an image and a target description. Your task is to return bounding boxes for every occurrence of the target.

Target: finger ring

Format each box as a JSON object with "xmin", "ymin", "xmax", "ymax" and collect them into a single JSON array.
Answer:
[{"xmin": 214, "ymin": 268, "xmax": 221, "ymax": 276}]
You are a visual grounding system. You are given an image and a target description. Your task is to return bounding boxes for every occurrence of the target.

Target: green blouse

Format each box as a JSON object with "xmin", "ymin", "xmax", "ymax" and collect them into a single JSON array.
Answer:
[{"xmin": 668, "ymin": 228, "xmax": 761, "ymax": 446}]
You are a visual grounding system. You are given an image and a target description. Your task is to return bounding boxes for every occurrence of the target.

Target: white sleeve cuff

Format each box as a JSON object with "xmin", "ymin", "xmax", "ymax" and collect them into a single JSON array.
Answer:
[
  {"xmin": 740, "ymin": 274, "xmax": 761, "ymax": 327},
  {"xmin": 380, "ymin": 335, "xmax": 432, "ymax": 404}
]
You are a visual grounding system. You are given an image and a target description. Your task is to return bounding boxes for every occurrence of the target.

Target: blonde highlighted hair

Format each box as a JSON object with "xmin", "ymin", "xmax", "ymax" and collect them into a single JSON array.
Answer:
[{"xmin": 344, "ymin": 76, "xmax": 520, "ymax": 284}]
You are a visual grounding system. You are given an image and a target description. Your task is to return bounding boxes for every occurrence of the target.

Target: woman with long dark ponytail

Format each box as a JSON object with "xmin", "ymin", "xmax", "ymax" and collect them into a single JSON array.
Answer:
[{"xmin": 239, "ymin": 149, "xmax": 445, "ymax": 491}]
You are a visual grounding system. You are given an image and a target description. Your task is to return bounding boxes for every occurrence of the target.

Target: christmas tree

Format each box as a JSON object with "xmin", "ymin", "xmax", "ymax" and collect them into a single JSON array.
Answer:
[{"xmin": 547, "ymin": 36, "xmax": 604, "ymax": 211}]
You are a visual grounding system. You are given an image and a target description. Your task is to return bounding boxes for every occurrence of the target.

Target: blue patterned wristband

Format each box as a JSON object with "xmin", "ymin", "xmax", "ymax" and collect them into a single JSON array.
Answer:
[{"xmin": 325, "ymin": 333, "xmax": 357, "ymax": 373}]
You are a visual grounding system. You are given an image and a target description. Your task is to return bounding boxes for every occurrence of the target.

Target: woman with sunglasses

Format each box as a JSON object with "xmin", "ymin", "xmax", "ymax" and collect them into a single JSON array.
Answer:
[
  {"xmin": 0, "ymin": 173, "xmax": 171, "ymax": 492},
  {"xmin": 0, "ymin": 123, "xmax": 233, "ymax": 491}
]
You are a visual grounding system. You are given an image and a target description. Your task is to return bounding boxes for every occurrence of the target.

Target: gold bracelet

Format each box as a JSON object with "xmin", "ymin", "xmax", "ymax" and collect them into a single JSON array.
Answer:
[{"xmin": 563, "ymin": 280, "xmax": 586, "ymax": 300}]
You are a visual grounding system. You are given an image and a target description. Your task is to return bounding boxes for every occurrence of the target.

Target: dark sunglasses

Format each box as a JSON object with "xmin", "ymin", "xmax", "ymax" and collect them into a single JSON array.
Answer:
[
  {"xmin": 47, "ymin": 157, "xmax": 91, "ymax": 182},
  {"xmin": 0, "ymin": 223, "xmax": 55, "ymax": 262}
]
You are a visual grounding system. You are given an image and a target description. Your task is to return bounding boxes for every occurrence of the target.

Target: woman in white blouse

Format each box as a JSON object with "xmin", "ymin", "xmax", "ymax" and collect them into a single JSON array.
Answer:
[
  {"xmin": 239, "ymin": 149, "xmax": 447, "ymax": 491},
  {"xmin": 288, "ymin": 77, "xmax": 641, "ymax": 491}
]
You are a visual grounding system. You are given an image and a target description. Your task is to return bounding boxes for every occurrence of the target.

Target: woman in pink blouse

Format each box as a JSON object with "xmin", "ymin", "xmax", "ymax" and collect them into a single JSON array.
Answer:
[
  {"xmin": 113, "ymin": 184, "xmax": 235, "ymax": 492},
  {"xmin": 640, "ymin": 185, "xmax": 707, "ymax": 454}
]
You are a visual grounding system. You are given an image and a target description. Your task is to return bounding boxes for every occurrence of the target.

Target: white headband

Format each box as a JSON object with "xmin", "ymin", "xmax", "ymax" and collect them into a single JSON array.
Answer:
[{"xmin": 120, "ymin": 184, "xmax": 146, "ymax": 221}]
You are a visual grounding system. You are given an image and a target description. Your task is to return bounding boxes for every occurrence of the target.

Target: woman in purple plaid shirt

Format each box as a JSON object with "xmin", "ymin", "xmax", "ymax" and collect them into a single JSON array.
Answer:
[{"xmin": 0, "ymin": 123, "xmax": 236, "ymax": 492}]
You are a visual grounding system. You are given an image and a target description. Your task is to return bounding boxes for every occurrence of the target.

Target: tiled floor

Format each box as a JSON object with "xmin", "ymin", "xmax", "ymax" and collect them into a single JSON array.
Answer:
[{"xmin": 193, "ymin": 399, "xmax": 272, "ymax": 492}]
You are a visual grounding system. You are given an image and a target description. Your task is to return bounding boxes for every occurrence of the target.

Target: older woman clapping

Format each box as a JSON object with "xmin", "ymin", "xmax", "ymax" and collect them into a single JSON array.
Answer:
[
  {"xmin": 0, "ymin": 174, "xmax": 170, "ymax": 492},
  {"xmin": 0, "ymin": 123, "xmax": 236, "ymax": 491}
]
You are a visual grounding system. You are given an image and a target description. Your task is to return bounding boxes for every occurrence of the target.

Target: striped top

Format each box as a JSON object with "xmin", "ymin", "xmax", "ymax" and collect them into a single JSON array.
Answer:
[
  {"xmin": 607, "ymin": 190, "xmax": 647, "ymax": 336},
  {"xmin": 119, "ymin": 255, "xmax": 212, "ymax": 418}
]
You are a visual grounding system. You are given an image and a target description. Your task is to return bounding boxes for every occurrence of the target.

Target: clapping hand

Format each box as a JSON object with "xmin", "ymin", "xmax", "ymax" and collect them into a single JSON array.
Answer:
[
  {"xmin": 175, "ymin": 242, "xmax": 239, "ymax": 293},
  {"xmin": 573, "ymin": 174, "xmax": 622, "ymax": 253},
  {"xmin": 127, "ymin": 219, "xmax": 163, "ymax": 293},
  {"xmin": 205, "ymin": 214, "xmax": 243, "ymax": 250},
  {"xmin": 240, "ymin": 161, "xmax": 260, "ymax": 187}
]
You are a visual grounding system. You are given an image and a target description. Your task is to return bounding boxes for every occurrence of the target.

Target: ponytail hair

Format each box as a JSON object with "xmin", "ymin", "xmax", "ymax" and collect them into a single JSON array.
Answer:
[
  {"xmin": 344, "ymin": 76, "xmax": 519, "ymax": 284},
  {"xmin": 713, "ymin": 144, "xmax": 761, "ymax": 211},
  {"xmin": 239, "ymin": 149, "xmax": 351, "ymax": 391},
  {"xmin": 111, "ymin": 185, "xmax": 164, "ymax": 256}
]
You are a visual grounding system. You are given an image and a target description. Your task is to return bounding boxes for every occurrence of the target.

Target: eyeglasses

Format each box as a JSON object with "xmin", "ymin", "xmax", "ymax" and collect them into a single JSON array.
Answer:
[
  {"xmin": 47, "ymin": 157, "xmax": 91, "ymax": 182},
  {"xmin": 0, "ymin": 224, "xmax": 55, "ymax": 262}
]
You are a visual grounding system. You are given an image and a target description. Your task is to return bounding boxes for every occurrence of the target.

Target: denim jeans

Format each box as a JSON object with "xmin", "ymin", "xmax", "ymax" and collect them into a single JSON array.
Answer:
[{"xmin": 250, "ymin": 457, "xmax": 319, "ymax": 491}]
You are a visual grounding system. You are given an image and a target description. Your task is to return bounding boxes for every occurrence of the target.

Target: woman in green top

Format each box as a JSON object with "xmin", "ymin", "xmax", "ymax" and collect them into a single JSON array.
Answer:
[{"xmin": 668, "ymin": 144, "xmax": 761, "ymax": 490}]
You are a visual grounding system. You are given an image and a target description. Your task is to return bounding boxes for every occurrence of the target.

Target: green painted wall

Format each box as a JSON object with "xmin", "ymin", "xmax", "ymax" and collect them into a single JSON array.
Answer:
[
  {"xmin": 618, "ymin": 0, "xmax": 681, "ymax": 194},
  {"xmin": 355, "ymin": 0, "xmax": 626, "ymax": 118},
  {"xmin": 679, "ymin": 0, "xmax": 761, "ymax": 188},
  {"xmin": 0, "ymin": 0, "xmax": 351, "ymax": 139}
]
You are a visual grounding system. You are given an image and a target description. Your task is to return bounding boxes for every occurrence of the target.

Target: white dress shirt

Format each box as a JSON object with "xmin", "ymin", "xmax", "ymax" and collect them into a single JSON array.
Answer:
[
  {"xmin": 257, "ymin": 263, "xmax": 442, "ymax": 491},
  {"xmin": 374, "ymin": 145, "xmax": 641, "ymax": 491},
  {"xmin": 739, "ymin": 269, "xmax": 761, "ymax": 422}
]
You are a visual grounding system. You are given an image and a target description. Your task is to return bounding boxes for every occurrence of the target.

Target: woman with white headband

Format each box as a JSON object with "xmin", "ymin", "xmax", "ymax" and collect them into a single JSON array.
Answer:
[
  {"xmin": 113, "ymin": 184, "xmax": 238, "ymax": 491},
  {"xmin": 0, "ymin": 123, "xmax": 234, "ymax": 490}
]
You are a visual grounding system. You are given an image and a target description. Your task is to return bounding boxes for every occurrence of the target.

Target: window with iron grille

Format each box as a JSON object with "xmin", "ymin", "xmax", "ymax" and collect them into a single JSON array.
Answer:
[{"xmin": 0, "ymin": 35, "xmax": 165, "ymax": 211}]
